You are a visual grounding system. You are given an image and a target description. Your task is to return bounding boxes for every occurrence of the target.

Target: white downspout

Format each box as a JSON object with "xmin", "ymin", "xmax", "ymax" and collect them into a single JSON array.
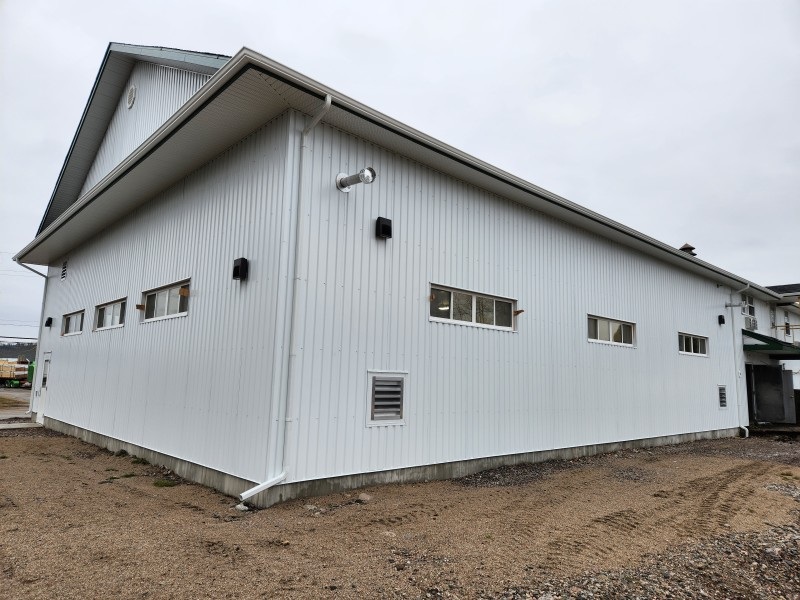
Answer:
[
  {"xmin": 12, "ymin": 258, "xmax": 48, "ymax": 418},
  {"xmin": 727, "ymin": 283, "xmax": 750, "ymax": 437},
  {"xmin": 240, "ymin": 94, "xmax": 332, "ymax": 502}
]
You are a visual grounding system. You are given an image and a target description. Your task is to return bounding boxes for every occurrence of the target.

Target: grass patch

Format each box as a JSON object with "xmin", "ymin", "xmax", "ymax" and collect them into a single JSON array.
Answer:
[
  {"xmin": 105, "ymin": 468, "xmax": 118, "ymax": 472},
  {"xmin": 131, "ymin": 457, "xmax": 149, "ymax": 465},
  {"xmin": 153, "ymin": 479, "xmax": 178, "ymax": 488},
  {"xmin": 120, "ymin": 472, "xmax": 136, "ymax": 478},
  {"xmin": 114, "ymin": 449, "xmax": 129, "ymax": 457},
  {"xmin": 0, "ymin": 455, "xmax": 7, "ymax": 460}
]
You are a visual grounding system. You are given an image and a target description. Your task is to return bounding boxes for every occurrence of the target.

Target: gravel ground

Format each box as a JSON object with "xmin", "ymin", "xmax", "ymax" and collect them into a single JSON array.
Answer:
[{"xmin": 1, "ymin": 431, "xmax": 799, "ymax": 599}]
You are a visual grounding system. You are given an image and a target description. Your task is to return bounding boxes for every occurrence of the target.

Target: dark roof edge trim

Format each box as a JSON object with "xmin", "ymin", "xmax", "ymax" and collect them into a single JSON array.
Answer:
[
  {"xmin": 35, "ymin": 43, "xmax": 230, "ymax": 235},
  {"xmin": 36, "ymin": 43, "xmax": 114, "ymax": 235}
]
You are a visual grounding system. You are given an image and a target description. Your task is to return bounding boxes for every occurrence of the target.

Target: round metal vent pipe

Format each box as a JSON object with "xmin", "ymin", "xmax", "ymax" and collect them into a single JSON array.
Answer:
[{"xmin": 336, "ymin": 167, "xmax": 377, "ymax": 192}]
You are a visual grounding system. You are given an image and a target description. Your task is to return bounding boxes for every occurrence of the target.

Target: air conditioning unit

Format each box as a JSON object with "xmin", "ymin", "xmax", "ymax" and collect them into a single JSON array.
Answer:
[{"xmin": 744, "ymin": 316, "xmax": 758, "ymax": 331}]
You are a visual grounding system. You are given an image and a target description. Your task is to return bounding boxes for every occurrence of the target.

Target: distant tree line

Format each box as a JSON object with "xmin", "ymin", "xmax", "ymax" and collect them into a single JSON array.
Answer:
[{"xmin": 0, "ymin": 343, "xmax": 37, "ymax": 362}]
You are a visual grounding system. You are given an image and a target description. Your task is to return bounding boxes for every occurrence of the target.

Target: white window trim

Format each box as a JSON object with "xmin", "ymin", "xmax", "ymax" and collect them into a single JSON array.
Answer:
[
  {"xmin": 142, "ymin": 280, "xmax": 190, "ymax": 322},
  {"xmin": 61, "ymin": 310, "xmax": 85, "ymax": 336},
  {"xmin": 678, "ymin": 332, "xmax": 709, "ymax": 357},
  {"xmin": 587, "ymin": 314, "xmax": 636, "ymax": 348},
  {"xmin": 428, "ymin": 283, "xmax": 517, "ymax": 332},
  {"xmin": 741, "ymin": 294, "xmax": 755, "ymax": 316},
  {"xmin": 366, "ymin": 370, "xmax": 407, "ymax": 428},
  {"xmin": 94, "ymin": 298, "xmax": 127, "ymax": 332},
  {"xmin": 141, "ymin": 311, "xmax": 189, "ymax": 324}
]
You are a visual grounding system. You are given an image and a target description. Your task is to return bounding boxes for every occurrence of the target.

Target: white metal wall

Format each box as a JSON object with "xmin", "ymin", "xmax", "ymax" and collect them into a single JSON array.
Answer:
[
  {"xmin": 284, "ymin": 114, "xmax": 742, "ymax": 483},
  {"xmin": 33, "ymin": 113, "xmax": 294, "ymax": 482},
  {"xmin": 79, "ymin": 62, "xmax": 212, "ymax": 196},
  {"xmin": 33, "ymin": 105, "xmax": 757, "ymax": 489}
]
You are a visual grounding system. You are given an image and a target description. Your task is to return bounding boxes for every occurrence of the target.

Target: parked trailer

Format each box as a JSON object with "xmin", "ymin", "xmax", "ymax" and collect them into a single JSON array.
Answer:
[{"xmin": 0, "ymin": 360, "xmax": 29, "ymax": 387}]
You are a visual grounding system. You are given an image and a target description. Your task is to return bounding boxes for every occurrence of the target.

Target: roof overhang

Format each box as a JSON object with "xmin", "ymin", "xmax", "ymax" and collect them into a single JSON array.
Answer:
[
  {"xmin": 743, "ymin": 329, "xmax": 800, "ymax": 360},
  {"xmin": 12, "ymin": 47, "xmax": 785, "ymax": 303}
]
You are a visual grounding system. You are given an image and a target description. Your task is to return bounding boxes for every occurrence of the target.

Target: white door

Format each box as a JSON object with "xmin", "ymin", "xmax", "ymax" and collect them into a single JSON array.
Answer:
[{"xmin": 36, "ymin": 352, "xmax": 51, "ymax": 424}]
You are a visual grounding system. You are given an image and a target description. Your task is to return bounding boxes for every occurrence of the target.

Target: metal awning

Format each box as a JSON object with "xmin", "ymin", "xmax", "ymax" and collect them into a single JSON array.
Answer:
[{"xmin": 742, "ymin": 329, "xmax": 800, "ymax": 360}]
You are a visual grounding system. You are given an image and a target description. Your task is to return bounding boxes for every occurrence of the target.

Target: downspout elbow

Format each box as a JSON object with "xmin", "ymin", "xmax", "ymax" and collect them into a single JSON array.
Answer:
[{"xmin": 240, "ymin": 471, "xmax": 286, "ymax": 501}]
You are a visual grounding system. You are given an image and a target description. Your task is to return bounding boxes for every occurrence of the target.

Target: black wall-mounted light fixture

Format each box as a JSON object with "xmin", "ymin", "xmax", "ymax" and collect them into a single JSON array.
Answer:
[
  {"xmin": 233, "ymin": 257, "xmax": 249, "ymax": 281},
  {"xmin": 718, "ymin": 315, "xmax": 725, "ymax": 325},
  {"xmin": 375, "ymin": 217, "xmax": 392, "ymax": 239},
  {"xmin": 44, "ymin": 317, "xmax": 53, "ymax": 328}
]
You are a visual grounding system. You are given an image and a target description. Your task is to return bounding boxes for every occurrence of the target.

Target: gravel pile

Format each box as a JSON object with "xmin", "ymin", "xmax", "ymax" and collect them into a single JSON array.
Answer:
[{"xmin": 494, "ymin": 522, "xmax": 800, "ymax": 599}]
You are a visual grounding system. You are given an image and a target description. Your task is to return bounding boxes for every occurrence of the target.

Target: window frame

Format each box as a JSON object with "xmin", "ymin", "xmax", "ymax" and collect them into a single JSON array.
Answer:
[
  {"xmin": 61, "ymin": 310, "xmax": 85, "ymax": 336},
  {"xmin": 142, "ymin": 280, "xmax": 190, "ymax": 323},
  {"xmin": 587, "ymin": 315, "xmax": 636, "ymax": 347},
  {"xmin": 678, "ymin": 332, "xmax": 709, "ymax": 357},
  {"xmin": 366, "ymin": 370, "xmax": 407, "ymax": 427},
  {"xmin": 741, "ymin": 294, "xmax": 755, "ymax": 317},
  {"xmin": 428, "ymin": 284, "xmax": 516, "ymax": 332},
  {"xmin": 94, "ymin": 298, "xmax": 127, "ymax": 331}
]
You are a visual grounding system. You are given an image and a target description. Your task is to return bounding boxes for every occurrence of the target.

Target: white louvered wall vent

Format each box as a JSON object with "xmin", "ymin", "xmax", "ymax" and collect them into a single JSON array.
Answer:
[
  {"xmin": 60, "ymin": 260, "xmax": 68, "ymax": 281},
  {"xmin": 718, "ymin": 386, "xmax": 727, "ymax": 408},
  {"xmin": 127, "ymin": 85, "xmax": 136, "ymax": 109},
  {"xmin": 370, "ymin": 375, "xmax": 404, "ymax": 422}
]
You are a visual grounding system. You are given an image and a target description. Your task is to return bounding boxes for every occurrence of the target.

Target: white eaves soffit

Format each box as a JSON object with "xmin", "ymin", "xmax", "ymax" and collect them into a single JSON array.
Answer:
[{"xmin": 16, "ymin": 48, "xmax": 780, "ymax": 301}]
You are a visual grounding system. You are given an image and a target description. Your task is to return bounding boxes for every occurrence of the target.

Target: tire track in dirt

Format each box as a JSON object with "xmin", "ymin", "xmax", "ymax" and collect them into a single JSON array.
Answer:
[{"xmin": 513, "ymin": 461, "xmax": 773, "ymax": 574}]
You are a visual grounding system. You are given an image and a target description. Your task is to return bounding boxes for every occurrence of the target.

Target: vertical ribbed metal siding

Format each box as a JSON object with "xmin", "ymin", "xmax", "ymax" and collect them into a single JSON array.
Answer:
[
  {"xmin": 286, "ymin": 116, "xmax": 741, "ymax": 482},
  {"xmin": 33, "ymin": 113, "xmax": 293, "ymax": 482},
  {"xmin": 79, "ymin": 62, "xmax": 212, "ymax": 196}
]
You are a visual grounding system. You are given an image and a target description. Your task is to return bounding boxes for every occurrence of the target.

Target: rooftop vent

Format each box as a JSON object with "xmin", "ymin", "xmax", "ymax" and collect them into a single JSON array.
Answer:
[{"xmin": 679, "ymin": 243, "xmax": 697, "ymax": 256}]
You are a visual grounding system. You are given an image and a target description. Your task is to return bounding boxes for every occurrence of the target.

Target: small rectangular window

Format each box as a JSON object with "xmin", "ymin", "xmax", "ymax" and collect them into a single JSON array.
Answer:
[
  {"xmin": 678, "ymin": 333, "xmax": 708, "ymax": 356},
  {"xmin": 61, "ymin": 310, "xmax": 85, "ymax": 336},
  {"xmin": 741, "ymin": 294, "xmax": 755, "ymax": 317},
  {"xmin": 95, "ymin": 299, "xmax": 126, "ymax": 330},
  {"xmin": 785, "ymin": 311, "xmax": 791, "ymax": 336},
  {"xmin": 429, "ymin": 285, "xmax": 516, "ymax": 331},
  {"xmin": 587, "ymin": 315, "xmax": 635, "ymax": 347},
  {"xmin": 143, "ymin": 281, "xmax": 190, "ymax": 321}
]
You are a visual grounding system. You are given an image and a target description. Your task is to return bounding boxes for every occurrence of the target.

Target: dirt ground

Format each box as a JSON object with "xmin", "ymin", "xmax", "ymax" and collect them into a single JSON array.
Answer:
[
  {"xmin": 1, "ymin": 430, "xmax": 799, "ymax": 599},
  {"xmin": 0, "ymin": 387, "xmax": 30, "ymax": 410}
]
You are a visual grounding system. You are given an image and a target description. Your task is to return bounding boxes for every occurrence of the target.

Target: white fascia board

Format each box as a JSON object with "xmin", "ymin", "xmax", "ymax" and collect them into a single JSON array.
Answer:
[{"xmin": 16, "ymin": 47, "xmax": 782, "ymax": 302}]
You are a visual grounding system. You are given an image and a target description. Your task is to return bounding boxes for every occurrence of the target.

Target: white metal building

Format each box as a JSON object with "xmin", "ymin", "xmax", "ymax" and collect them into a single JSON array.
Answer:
[{"xmin": 16, "ymin": 44, "xmax": 800, "ymax": 506}]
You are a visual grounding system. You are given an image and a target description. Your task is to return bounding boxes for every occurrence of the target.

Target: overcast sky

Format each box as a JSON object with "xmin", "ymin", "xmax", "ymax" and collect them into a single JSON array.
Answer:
[{"xmin": 1, "ymin": 0, "xmax": 798, "ymax": 339}]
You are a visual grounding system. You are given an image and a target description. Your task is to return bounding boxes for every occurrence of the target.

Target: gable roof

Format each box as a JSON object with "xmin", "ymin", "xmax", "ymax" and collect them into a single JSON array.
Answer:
[
  {"xmin": 16, "ymin": 45, "xmax": 782, "ymax": 302},
  {"xmin": 36, "ymin": 43, "xmax": 229, "ymax": 234}
]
